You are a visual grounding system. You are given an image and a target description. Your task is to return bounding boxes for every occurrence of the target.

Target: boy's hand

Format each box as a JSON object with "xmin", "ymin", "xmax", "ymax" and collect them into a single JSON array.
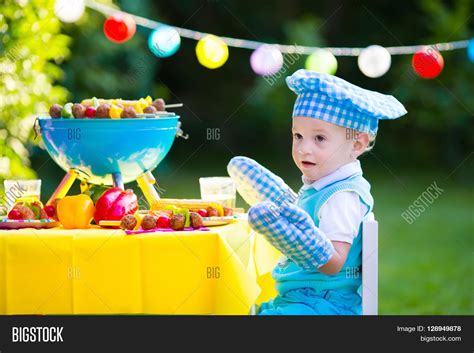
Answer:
[
  {"xmin": 227, "ymin": 156, "xmax": 297, "ymax": 207},
  {"xmin": 248, "ymin": 201, "xmax": 334, "ymax": 270}
]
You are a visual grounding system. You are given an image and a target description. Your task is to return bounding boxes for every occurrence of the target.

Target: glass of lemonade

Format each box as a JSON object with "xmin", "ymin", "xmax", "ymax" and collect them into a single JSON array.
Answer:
[
  {"xmin": 199, "ymin": 177, "xmax": 236, "ymax": 208},
  {"xmin": 3, "ymin": 179, "xmax": 41, "ymax": 211}
]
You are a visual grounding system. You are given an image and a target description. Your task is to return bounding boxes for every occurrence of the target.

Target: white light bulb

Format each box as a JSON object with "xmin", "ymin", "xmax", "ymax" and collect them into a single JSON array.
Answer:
[
  {"xmin": 358, "ymin": 45, "xmax": 391, "ymax": 78},
  {"xmin": 55, "ymin": 0, "xmax": 85, "ymax": 23}
]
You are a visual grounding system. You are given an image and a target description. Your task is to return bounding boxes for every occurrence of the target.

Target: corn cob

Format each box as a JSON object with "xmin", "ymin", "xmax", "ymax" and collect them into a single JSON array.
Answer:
[{"xmin": 151, "ymin": 199, "xmax": 225, "ymax": 216}]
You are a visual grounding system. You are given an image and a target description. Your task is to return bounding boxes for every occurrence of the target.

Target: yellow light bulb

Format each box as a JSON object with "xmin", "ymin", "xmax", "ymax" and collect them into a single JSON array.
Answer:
[{"xmin": 195, "ymin": 34, "xmax": 229, "ymax": 69}]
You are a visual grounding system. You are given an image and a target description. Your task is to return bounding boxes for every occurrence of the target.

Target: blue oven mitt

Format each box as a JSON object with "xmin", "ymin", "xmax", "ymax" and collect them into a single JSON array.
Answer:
[
  {"xmin": 248, "ymin": 201, "xmax": 334, "ymax": 270},
  {"xmin": 227, "ymin": 156, "xmax": 333, "ymax": 269},
  {"xmin": 227, "ymin": 156, "xmax": 298, "ymax": 207}
]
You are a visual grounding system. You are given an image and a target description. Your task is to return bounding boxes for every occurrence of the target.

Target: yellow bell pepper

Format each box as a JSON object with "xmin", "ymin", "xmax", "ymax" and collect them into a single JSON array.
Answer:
[
  {"xmin": 57, "ymin": 194, "xmax": 95, "ymax": 229},
  {"xmin": 109, "ymin": 105, "xmax": 123, "ymax": 119},
  {"xmin": 138, "ymin": 98, "xmax": 149, "ymax": 110},
  {"xmin": 134, "ymin": 102, "xmax": 143, "ymax": 114}
]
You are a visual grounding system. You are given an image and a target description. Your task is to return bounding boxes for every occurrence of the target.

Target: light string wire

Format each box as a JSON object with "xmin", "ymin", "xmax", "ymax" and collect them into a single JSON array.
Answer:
[{"xmin": 85, "ymin": 0, "xmax": 470, "ymax": 56}]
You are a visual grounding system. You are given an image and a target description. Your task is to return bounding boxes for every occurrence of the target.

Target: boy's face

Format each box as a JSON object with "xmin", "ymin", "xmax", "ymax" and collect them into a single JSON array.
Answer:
[{"xmin": 292, "ymin": 116, "xmax": 357, "ymax": 182}]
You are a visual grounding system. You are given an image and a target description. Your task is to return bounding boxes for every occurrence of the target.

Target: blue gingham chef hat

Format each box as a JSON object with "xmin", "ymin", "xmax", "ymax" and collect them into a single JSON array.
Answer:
[{"xmin": 286, "ymin": 69, "xmax": 407, "ymax": 135}]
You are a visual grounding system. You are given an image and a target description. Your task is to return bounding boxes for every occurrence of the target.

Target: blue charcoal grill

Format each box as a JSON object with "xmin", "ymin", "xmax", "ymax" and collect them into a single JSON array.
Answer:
[{"xmin": 35, "ymin": 115, "xmax": 186, "ymax": 205}]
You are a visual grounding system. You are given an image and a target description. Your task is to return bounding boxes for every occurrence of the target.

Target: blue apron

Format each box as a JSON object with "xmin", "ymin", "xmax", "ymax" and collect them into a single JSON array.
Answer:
[{"xmin": 258, "ymin": 174, "xmax": 373, "ymax": 315}]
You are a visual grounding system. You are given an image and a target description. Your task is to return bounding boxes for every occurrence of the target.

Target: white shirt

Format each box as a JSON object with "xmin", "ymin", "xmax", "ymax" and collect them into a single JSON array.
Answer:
[{"xmin": 301, "ymin": 160, "xmax": 369, "ymax": 244}]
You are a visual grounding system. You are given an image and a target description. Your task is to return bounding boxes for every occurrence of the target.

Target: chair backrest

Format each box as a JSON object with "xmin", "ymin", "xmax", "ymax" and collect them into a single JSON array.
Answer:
[{"xmin": 362, "ymin": 212, "xmax": 378, "ymax": 315}]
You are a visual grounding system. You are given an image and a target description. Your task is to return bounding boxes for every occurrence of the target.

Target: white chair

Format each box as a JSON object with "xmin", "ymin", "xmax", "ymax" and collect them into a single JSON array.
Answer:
[
  {"xmin": 362, "ymin": 212, "xmax": 378, "ymax": 315},
  {"xmin": 250, "ymin": 212, "xmax": 379, "ymax": 315}
]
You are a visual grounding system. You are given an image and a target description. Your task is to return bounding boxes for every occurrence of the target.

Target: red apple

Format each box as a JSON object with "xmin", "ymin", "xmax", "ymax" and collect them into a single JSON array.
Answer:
[
  {"xmin": 8, "ymin": 208, "xmax": 22, "ymax": 220},
  {"xmin": 44, "ymin": 205, "xmax": 55, "ymax": 218}
]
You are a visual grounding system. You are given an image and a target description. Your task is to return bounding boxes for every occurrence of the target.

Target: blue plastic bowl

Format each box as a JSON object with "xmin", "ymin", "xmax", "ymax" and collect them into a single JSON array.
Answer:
[{"xmin": 37, "ymin": 117, "xmax": 180, "ymax": 185}]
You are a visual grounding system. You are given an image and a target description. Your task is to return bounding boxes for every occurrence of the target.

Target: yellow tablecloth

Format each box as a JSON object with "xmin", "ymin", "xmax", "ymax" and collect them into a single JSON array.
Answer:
[{"xmin": 0, "ymin": 220, "xmax": 281, "ymax": 315}]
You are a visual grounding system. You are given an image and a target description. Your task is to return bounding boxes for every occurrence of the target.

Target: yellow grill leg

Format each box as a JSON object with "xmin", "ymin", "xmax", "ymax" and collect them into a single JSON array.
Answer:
[
  {"xmin": 46, "ymin": 169, "xmax": 78, "ymax": 205},
  {"xmin": 136, "ymin": 172, "xmax": 161, "ymax": 208}
]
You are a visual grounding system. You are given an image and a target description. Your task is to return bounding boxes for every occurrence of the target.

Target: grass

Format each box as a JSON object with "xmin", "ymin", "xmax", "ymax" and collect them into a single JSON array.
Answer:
[{"xmin": 370, "ymin": 175, "xmax": 473, "ymax": 315}]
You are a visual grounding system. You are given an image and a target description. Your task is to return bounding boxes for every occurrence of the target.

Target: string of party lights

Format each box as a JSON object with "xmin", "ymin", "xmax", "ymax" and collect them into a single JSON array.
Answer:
[{"xmin": 54, "ymin": 0, "xmax": 474, "ymax": 79}]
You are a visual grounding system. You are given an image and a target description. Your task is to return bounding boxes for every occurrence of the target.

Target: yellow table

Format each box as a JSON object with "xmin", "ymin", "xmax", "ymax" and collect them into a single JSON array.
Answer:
[{"xmin": 0, "ymin": 220, "xmax": 281, "ymax": 315}]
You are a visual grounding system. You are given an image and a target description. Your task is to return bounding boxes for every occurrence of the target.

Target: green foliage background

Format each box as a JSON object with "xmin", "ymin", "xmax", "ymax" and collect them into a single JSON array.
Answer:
[{"xmin": 0, "ymin": 0, "xmax": 70, "ymax": 183}]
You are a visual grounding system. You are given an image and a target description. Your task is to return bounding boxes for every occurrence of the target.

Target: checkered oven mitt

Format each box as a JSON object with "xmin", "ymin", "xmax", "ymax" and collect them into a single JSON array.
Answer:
[
  {"xmin": 227, "ymin": 156, "xmax": 298, "ymax": 207},
  {"xmin": 248, "ymin": 201, "xmax": 334, "ymax": 269}
]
